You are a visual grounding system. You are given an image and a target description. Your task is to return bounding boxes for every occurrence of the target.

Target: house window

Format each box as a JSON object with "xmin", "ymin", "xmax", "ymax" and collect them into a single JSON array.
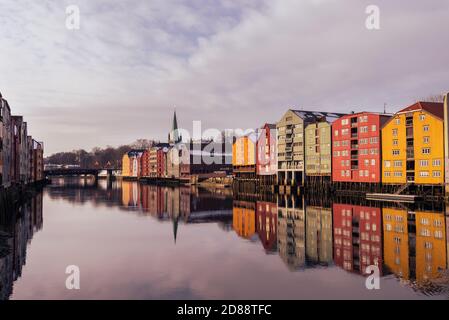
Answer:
[
  {"xmin": 433, "ymin": 159, "xmax": 441, "ymax": 167},
  {"xmin": 371, "ymin": 125, "xmax": 377, "ymax": 132},
  {"xmin": 423, "ymin": 125, "xmax": 430, "ymax": 132},
  {"xmin": 420, "ymin": 114, "xmax": 426, "ymax": 121},
  {"xmin": 423, "ymin": 136, "xmax": 430, "ymax": 144},
  {"xmin": 419, "ymin": 160, "xmax": 429, "ymax": 167},
  {"xmin": 422, "ymin": 148, "xmax": 431, "ymax": 155},
  {"xmin": 420, "ymin": 171, "xmax": 429, "ymax": 177},
  {"xmin": 392, "ymin": 150, "xmax": 400, "ymax": 156},
  {"xmin": 392, "ymin": 129, "xmax": 398, "ymax": 136},
  {"xmin": 394, "ymin": 160, "xmax": 402, "ymax": 167},
  {"xmin": 393, "ymin": 140, "xmax": 398, "ymax": 146},
  {"xmin": 384, "ymin": 171, "xmax": 391, "ymax": 177},
  {"xmin": 334, "ymin": 130, "xmax": 339, "ymax": 137},
  {"xmin": 384, "ymin": 161, "xmax": 391, "ymax": 168},
  {"xmin": 395, "ymin": 118, "xmax": 400, "ymax": 125},
  {"xmin": 433, "ymin": 171, "xmax": 441, "ymax": 177}
]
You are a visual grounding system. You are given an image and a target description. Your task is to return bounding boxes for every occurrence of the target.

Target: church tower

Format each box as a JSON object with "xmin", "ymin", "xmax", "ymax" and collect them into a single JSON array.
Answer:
[{"xmin": 168, "ymin": 110, "xmax": 182, "ymax": 145}]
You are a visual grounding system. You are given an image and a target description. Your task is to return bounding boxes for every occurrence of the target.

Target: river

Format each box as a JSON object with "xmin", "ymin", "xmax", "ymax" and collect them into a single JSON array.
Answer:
[{"xmin": 1, "ymin": 177, "xmax": 449, "ymax": 300}]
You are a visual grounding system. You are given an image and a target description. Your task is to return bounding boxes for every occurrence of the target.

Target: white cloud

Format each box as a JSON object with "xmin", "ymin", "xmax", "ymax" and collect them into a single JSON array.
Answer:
[{"xmin": 0, "ymin": 0, "xmax": 448, "ymax": 154}]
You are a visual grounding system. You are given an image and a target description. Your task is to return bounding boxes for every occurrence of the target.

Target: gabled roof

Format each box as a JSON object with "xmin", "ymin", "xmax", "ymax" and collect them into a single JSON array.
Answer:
[
  {"xmin": 290, "ymin": 110, "xmax": 347, "ymax": 124},
  {"xmin": 127, "ymin": 149, "xmax": 145, "ymax": 157},
  {"xmin": 397, "ymin": 101, "xmax": 444, "ymax": 119},
  {"xmin": 260, "ymin": 123, "xmax": 276, "ymax": 129}
]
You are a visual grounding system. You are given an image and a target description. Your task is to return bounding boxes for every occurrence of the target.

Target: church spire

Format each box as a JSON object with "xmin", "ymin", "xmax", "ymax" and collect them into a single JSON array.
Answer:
[
  {"xmin": 172, "ymin": 216, "xmax": 178, "ymax": 244},
  {"xmin": 169, "ymin": 109, "xmax": 181, "ymax": 144}
]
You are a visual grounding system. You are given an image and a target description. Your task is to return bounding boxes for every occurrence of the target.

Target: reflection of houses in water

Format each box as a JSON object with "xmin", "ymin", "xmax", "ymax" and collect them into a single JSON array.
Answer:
[
  {"xmin": 305, "ymin": 206, "xmax": 333, "ymax": 265},
  {"xmin": 333, "ymin": 203, "xmax": 382, "ymax": 275},
  {"xmin": 277, "ymin": 195, "xmax": 305, "ymax": 270},
  {"xmin": 256, "ymin": 201, "xmax": 277, "ymax": 253},
  {"xmin": 383, "ymin": 207, "xmax": 448, "ymax": 286},
  {"xmin": 122, "ymin": 183, "xmax": 233, "ymax": 241},
  {"xmin": 232, "ymin": 201, "xmax": 256, "ymax": 240},
  {"xmin": 0, "ymin": 193, "xmax": 43, "ymax": 300}
]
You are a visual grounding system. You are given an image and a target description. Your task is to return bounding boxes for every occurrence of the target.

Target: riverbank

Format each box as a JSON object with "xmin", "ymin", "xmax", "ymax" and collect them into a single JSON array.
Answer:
[{"xmin": 0, "ymin": 179, "xmax": 50, "ymax": 214}]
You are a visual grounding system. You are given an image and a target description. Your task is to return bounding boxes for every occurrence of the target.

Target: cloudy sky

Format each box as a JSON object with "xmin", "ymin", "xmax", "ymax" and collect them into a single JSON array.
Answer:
[{"xmin": 1, "ymin": 0, "xmax": 448, "ymax": 155}]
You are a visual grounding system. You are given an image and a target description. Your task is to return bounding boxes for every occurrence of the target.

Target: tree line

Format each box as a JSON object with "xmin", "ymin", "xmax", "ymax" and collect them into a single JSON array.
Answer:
[{"xmin": 44, "ymin": 139, "xmax": 156, "ymax": 169}]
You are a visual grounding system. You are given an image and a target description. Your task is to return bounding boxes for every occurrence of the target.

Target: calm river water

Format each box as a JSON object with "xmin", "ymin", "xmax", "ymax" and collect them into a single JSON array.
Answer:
[{"xmin": 1, "ymin": 178, "xmax": 449, "ymax": 300}]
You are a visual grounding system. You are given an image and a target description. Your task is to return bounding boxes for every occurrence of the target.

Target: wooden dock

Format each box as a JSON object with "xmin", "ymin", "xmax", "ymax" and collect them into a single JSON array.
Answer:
[{"xmin": 366, "ymin": 193, "xmax": 422, "ymax": 203}]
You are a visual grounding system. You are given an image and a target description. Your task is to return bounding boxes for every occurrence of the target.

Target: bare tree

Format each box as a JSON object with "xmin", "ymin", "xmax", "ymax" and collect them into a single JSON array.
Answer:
[{"xmin": 420, "ymin": 94, "xmax": 445, "ymax": 103}]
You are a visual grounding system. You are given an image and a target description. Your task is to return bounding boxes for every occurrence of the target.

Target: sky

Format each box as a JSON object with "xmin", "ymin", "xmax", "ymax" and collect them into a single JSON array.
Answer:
[{"xmin": 1, "ymin": 0, "xmax": 448, "ymax": 155}]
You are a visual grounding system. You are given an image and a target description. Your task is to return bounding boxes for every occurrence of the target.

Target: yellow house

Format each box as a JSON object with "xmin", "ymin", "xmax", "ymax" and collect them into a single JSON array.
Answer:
[
  {"xmin": 415, "ymin": 211, "xmax": 447, "ymax": 283},
  {"xmin": 232, "ymin": 135, "xmax": 256, "ymax": 167},
  {"xmin": 382, "ymin": 208, "xmax": 410, "ymax": 279},
  {"xmin": 382, "ymin": 102, "xmax": 444, "ymax": 185},
  {"xmin": 232, "ymin": 134, "xmax": 257, "ymax": 179},
  {"xmin": 232, "ymin": 201, "xmax": 256, "ymax": 239},
  {"xmin": 122, "ymin": 153, "xmax": 131, "ymax": 177}
]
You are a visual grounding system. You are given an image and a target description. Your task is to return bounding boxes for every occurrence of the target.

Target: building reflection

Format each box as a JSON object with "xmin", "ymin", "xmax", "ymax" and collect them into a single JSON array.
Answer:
[
  {"xmin": 333, "ymin": 202, "xmax": 383, "ymax": 275},
  {"xmin": 0, "ymin": 193, "xmax": 43, "ymax": 300},
  {"xmin": 44, "ymin": 178, "xmax": 449, "ymax": 294},
  {"xmin": 305, "ymin": 205, "xmax": 333, "ymax": 266},
  {"xmin": 256, "ymin": 201, "xmax": 277, "ymax": 253},
  {"xmin": 232, "ymin": 201, "xmax": 257, "ymax": 240},
  {"xmin": 383, "ymin": 206, "xmax": 448, "ymax": 287},
  {"xmin": 277, "ymin": 195, "xmax": 306, "ymax": 270}
]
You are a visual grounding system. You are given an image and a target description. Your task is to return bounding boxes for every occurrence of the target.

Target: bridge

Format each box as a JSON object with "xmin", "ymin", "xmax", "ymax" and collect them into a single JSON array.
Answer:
[{"xmin": 44, "ymin": 168, "xmax": 118, "ymax": 178}]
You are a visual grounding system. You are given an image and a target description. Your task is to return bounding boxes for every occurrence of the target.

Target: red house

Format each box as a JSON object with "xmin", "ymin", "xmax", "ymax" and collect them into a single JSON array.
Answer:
[
  {"xmin": 140, "ymin": 150, "xmax": 150, "ymax": 177},
  {"xmin": 332, "ymin": 112, "xmax": 389, "ymax": 184},
  {"xmin": 333, "ymin": 203, "xmax": 383, "ymax": 275},
  {"xmin": 256, "ymin": 123, "xmax": 277, "ymax": 184}
]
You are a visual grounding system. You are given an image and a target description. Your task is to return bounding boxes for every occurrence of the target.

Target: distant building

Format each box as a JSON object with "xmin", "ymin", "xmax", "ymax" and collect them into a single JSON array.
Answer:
[
  {"xmin": 129, "ymin": 150, "xmax": 145, "ymax": 178},
  {"xmin": 256, "ymin": 124, "xmax": 277, "ymax": 184},
  {"xmin": 232, "ymin": 133, "xmax": 257, "ymax": 180},
  {"xmin": 166, "ymin": 144, "xmax": 183, "ymax": 179},
  {"xmin": 180, "ymin": 140, "xmax": 232, "ymax": 182},
  {"xmin": 121, "ymin": 150, "xmax": 144, "ymax": 178},
  {"xmin": 11, "ymin": 116, "xmax": 24, "ymax": 183},
  {"xmin": 122, "ymin": 153, "xmax": 131, "ymax": 177},
  {"xmin": 0, "ymin": 93, "xmax": 12, "ymax": 187},
  {"xmin": 149, "ymin": 143, "xmax": 170, "ymax": 178},
  {"xmin": 140, "ymin": 149, "xmax": 150, "ymax": 177},
  {"xmin": 32, "ymin": 140, "xmax": 44, "ymax": 182}
]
